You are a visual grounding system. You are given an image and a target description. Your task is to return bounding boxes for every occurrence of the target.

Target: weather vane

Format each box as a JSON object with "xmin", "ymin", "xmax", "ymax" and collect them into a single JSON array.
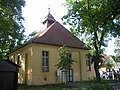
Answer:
[{"xmin": 48, "ymin": 5, "xmax": 50, "ymax": 14}]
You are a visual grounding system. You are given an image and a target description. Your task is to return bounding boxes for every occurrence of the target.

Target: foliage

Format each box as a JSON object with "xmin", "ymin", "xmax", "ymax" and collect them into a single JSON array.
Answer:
[
  {"xmin": 62, "ymin": 0, "xmax": 120, "ymax": 81},
  {"xmin": 113, "ymin": 39, "xmax": 120, "ymax": 62},
  {"xmin": 0, "ymin": 0, "xmax": 25, "ymax": 60},
  {"xmin": 112, "ymin": 55, "xmax": 120, "ymax": 62},
  {"xmin": 56, "ymin": 45, "xmax": 75, "ymax": 84},
  {"xmin": 56, "ymin": 45, "xmax": 75, "ymax": 70},
  {"xmin": 25, "ymin": 31, "xmax": 37, "ymax": 42},
  {"xmin": 103, "ymin": 56, "xmax": 116, "ymax": 69},
  {"xmin": 114, "ymin": 39, "xmax": 120, "ymax": 55},
  {"xmin": 86, "ymin": 82, "xmax": 113, "ymax": 90}
]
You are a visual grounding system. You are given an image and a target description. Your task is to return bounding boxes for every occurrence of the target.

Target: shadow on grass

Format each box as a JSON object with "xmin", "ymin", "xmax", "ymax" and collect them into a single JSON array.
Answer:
[
  {"xmin": 18, "ymin": 80, "xmax": 118, "ymax": 90},
  {"xmin": 18, "ymin": 83, "xmax": 72, "ymax": 90}
]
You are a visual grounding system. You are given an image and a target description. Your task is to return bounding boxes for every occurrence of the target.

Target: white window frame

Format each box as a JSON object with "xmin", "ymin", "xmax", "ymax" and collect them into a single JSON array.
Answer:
[{"xmin": 42, "ymin": 51, "xmax": 49, "ymax": 72}]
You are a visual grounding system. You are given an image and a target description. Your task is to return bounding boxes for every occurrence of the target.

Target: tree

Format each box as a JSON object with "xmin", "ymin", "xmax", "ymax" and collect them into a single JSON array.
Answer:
[
  {"xmin": 62, "ymin": 0, "xmax": 120, "ymax": 81},
  {"xmin": 104, "ymin": 56, "xmax": 116, "ymax": 69},
  {"xmin": 114, "ymin": 39, "xmax": 120, "ymax": 55},
  {"xmin": 114, "ymin": 39, "xmax": 120, "ymax": 62},
  {"xmin": 0, "ymin": 0, "xmax": 26, "ymax": 60},
  {"xmin": 56, "ymin": 46, "xmax": 75, "ymax": 84},
  {"xmin": 25, "ymin": 31, "xmax": 37, "ymax": 42}
]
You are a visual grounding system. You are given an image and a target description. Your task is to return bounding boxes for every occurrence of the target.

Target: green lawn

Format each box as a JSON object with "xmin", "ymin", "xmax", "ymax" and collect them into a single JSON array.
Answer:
[
  {"xmin": 18, "ymin": 80, "xmax": 116, "ymax": 90},
  {"xmin": 18, "ymin": 85, "xmax": 74, "ymax": 90}
]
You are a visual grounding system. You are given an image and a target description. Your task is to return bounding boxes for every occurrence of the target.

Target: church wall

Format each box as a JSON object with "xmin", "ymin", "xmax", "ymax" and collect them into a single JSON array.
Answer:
[
  {"xmin": 31, "ymin": 44, "xmax": 95, "ymax": 85},
  {"xmin": 9, "ymin": 43, "xmax": 95, "ymax": 85},
  {"xmin": 9, "ymin": 44, "xmax": 33, "ymax": 85}
]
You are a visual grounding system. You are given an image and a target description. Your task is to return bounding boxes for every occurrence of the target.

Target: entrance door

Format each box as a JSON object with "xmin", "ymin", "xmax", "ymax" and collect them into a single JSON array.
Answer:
[{"xmin": 66, "ymin": 69, "xmax": 73, "ymax": 82}]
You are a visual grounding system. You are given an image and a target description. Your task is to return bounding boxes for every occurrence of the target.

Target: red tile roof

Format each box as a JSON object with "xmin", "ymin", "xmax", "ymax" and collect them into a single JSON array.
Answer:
[
  {"xmin": 26, "ymin": 21, "xmax": 90, "ymax": 50},
  {"xmin": 100, "ymin": 56, "xmax": 110, "ymax": 62}
]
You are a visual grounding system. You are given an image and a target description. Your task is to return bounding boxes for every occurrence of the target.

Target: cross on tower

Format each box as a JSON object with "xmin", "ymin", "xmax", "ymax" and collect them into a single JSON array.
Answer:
[{"xmin": 48, "ymin": 5, "xmax": 50, "ymax": 14}]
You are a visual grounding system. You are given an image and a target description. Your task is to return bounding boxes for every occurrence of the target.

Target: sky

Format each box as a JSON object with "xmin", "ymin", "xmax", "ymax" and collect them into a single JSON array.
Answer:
[
  {"xmin": 22, "ymin": 0, "xmax": 115, "ymax": 55},
  {"xmin": 22, "ymin": 0, "xmax": 67, "ymax": 35}
]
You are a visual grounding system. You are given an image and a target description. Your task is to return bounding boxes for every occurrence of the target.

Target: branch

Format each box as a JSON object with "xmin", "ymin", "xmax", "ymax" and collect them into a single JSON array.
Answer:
[
  {"xmin": 93, "ymin": 31, "xmax": 99, "ymax": 52},
  {"xmin": 99, "ymin": 30, "xmax": 105, "ymax": 49},
  {"xmin": 102, "ymin": 6, "xmax": 120, "ymax": 26}
]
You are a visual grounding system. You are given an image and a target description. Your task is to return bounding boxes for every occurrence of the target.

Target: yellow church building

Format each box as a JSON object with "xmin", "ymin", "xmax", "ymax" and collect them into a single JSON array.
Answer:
[{"xmin": 9, "ymin": 13, "xmax": 95, "ymax": 85}]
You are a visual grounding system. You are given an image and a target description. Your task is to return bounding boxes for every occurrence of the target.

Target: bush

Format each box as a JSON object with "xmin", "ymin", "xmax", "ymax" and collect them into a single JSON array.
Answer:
[{"xmin": 86, "ymin": 82, "xmax": 113, "ymax": 90}]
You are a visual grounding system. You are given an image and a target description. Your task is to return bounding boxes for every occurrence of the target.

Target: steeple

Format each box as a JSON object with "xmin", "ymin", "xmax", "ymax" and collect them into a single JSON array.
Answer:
[
  {"xmin": 42, "ymin": 8, "xmax": 56, "ymax": 30},
  {"xmin": 48, "ymin": 5, "xmax": 50, "ymax": 14}
]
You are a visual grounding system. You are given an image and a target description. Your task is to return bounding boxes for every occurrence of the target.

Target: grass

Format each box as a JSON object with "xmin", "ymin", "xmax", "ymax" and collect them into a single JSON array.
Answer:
[
  {"xmin": 18, "ymin": 83, "xmax": 74, "ymax": 90},
  {"xmin": 18, "ymin": 80, "xmax": 118, "ymax": 90},
  {"xmin": 18, "ymin": 85, "xmax": 71, "ymax": 90}
]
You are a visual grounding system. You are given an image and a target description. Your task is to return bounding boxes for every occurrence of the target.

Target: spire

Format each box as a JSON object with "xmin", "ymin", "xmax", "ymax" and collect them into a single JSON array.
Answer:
[
  {"xmin": 42, "ymin": 8, "xmax": 56, "ymax": 29},
  {"xmin": 48, "ymin": 5, "xmax": 50, "ymax": 14}
]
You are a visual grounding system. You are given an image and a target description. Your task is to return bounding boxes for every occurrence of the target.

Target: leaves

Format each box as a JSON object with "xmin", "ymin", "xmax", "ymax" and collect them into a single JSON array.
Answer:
[
  {"xmin": 63, "ymin": 0, "xmax": 120, "ymax": 52},
  {"xmin": 0, "ymin": 0, "xmax": 25, "ymax": 60},
  {"xmin": 63, "ymin": 0, "xmax": 120, "ymax": 81},
  {"xmin": 114, "ymin": 39, "xmax": 120, "ymax": 55},
  {"xmin": 56, "ymin": 46, "xmax": 75, "ymax": 70}
]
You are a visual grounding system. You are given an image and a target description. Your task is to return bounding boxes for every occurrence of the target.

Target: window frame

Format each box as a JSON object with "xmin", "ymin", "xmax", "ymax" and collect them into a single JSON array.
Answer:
[
  {"xmin": 85, "ymin": 53, "xmax": 91, "ymax": 71},
  {"xmin": 17, "ymin": 55, "xmax": 20, "ymax": 65},
  {"xmin": 42, "ymin": 51, "xmax": 49, "ymax": 72}
]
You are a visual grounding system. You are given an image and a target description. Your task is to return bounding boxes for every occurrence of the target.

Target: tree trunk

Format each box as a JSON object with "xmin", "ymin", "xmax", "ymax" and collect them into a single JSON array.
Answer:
[{"xmin": 94, "ymin": 55, "xmax": 101, "ymax": 82}]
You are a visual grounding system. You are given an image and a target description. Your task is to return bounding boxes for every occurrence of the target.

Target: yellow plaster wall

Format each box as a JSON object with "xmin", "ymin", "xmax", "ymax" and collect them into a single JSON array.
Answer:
[
  {"xmin": 9, "ymin": 44, "xmax": 33, "ymax": 85},
  {"xmin": 79, "ymin": 50, "xmax": 95, "ymax": 81},
  {"xmin": 31, "ymin": 44, "xmax": 95, "ymax": 85},
  {"xmin": 9, "ymin": 43, "xmax": 95, "ymax": 85},
  {"xmin": 72, "ymin": 51, "xmax": 81, "ymax": 81},
  {"xmin": 31, "ymin": 44, "xmax": 59, "ymax": 85}
]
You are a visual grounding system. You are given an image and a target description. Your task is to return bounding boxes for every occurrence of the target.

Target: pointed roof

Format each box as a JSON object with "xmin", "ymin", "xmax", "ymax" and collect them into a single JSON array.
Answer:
[
  {"xmin": 42, "ymin": 13, "xmax": 56, "ymax": 24},
  {"xmin": 26, "ymin": 21, "xmax": 90, "ymax": 49}
]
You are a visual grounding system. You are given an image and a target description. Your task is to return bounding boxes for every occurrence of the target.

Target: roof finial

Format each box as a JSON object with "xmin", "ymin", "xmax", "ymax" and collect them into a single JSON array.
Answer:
[{"xmin": 48, "ymin": 5, "xmax": 50, "ymax": 14}]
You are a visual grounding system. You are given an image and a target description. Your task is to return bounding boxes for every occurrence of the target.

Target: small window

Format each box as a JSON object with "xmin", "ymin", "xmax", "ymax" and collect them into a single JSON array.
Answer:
[
  {"xmin": 17, "ymin": 55, "xmax": 20, "ymax": 65},
  {"xmin": 42, "ymin": 51, "xmax": 49, "ymax": 72},
  {"xmin": 85, "ymin": 54, "xmax": 91, "ymax": 71}
]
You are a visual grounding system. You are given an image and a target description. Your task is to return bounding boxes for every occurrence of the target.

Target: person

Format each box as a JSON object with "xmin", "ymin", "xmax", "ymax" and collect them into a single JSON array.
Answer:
[
  {"xmin": 117, "ymin": 69, "xmax": 120, "ymax": 81},
  {"xmin": 112, "ymin": 69, "xmax": 117, "ymax": 80},
  {"xmin": 101, "ymin": 71, "xmax": 108, "ymax": 79},
  {"xmin": 109, "ymin": 71, "xmax": 113, "ymax": 80}
]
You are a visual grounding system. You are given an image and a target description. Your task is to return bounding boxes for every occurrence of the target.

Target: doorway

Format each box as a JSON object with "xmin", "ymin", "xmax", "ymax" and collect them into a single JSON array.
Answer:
[{"xmin": 66, "ymin": 69, "xmax": 73, "ymax": 82}]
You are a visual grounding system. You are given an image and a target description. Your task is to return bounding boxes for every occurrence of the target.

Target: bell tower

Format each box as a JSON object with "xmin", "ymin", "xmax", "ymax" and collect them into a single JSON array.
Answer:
[{"xmin": 42, "ymin": 8, "xmax": 56, "ymax": 30}]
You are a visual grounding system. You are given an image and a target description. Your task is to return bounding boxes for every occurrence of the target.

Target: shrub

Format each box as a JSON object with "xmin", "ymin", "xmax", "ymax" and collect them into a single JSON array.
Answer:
[{"xmin": 86, "ymin": 82, "xmax": 113, "ymax": 90}]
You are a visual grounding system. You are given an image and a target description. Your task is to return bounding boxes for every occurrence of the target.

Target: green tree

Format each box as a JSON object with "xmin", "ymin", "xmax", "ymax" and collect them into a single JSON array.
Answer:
[
  {"xmin": 104, "ymin": 56, "xmax": 116, "ymax": 69},
  {"xmin": 25, "ymin": 31, "xmax": 37, "ymax": 42},
  {"xmin": 114, "ymin": 39, "xmax": 120, "ymax": 55},
  {"xmin": 114, "ymin": 39, "xmax": 120, "ymax": 62},
  {"xmin": 56, "ymin": 46, "xmax": 75, "ymax": 84},
  {"xmin": 0, "ymin": 0, "xmax": 25, "ymax": 60},
  {"xmin": 62, "ymin": 0, "xmax": 120, "ymax": 81}
]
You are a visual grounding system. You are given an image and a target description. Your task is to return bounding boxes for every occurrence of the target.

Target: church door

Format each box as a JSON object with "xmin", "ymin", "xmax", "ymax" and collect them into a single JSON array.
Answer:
[{"xmin": 66, "ymin": 69, "xmax": 73, "ymax": 82}]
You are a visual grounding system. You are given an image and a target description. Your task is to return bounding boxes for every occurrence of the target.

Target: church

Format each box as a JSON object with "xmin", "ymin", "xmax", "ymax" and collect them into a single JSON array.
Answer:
[{"xmin": 9, "ymin": 12, "xmax": 95, "ymax": 85}]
